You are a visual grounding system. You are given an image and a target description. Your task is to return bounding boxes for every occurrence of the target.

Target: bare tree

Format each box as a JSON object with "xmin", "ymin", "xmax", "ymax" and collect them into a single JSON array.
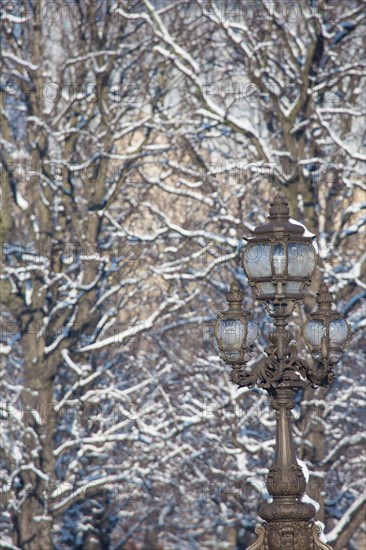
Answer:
[{"xmin": 1, "ymin": 1, "xmax": 365, "ymax": 549}]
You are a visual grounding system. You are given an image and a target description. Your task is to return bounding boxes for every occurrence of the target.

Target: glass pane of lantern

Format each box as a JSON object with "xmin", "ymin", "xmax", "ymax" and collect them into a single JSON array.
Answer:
[
  {"xmin": 288, "ymin": 243, "xmax": 316, "ymax": 277},
  {"xmin": 257, "ymin": 282, "xmax": 275, "ymax": 295},
  {"xmin": 329, "ymin": 320, "xmax": 349, "ymax": 347},
  {"xmin": 246, "ymin": 320, "xmax": 259, "ymax": 346},
  {"xmin": 305, "ymin": 319, "xmax": 325, "ymax": 348},
  {"xmin": 243, "ymin": 244, "xmax": 271, "ymax": 278},
  {"xmin": 217, "ymin": 319, "xmax": 244, "ymax": 350},
  {"xmin": 273, "ymin": 244, "xmax": 286, "ymax": 275},
  {"xmin": 285, "ymin": 281, "xmax": 302, "ymax": 295}
]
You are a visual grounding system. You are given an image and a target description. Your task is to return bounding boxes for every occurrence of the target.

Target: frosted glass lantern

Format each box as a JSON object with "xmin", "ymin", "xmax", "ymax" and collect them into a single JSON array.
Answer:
[
  {"xmin": 242, "ymin": 194, "xmax": 317, "ymax": 301},
  {"xmin": 215, "ymin": 282, "xmax": 259, "ymax": 365},
  {"xmin": 304, "ymin": 284, "xmax": 350, "ymax": 365}
]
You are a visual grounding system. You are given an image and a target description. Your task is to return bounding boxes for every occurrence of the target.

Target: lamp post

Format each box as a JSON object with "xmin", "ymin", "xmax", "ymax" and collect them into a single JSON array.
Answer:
[{"xmin": 214, "ymin": 194, "xmax": 350, "ymax": 550}]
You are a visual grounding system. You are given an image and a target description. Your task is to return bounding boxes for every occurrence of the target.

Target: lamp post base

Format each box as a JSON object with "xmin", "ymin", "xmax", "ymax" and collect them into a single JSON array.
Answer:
[{"xmin": 247, "ymin": 523, "xmax": 333, "ymax": 550}]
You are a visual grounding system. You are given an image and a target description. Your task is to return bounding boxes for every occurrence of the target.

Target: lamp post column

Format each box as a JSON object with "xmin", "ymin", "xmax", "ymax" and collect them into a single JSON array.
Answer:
[{"xmin": 256, "ymin": 386, "xmax": 318, "ymax": 550}]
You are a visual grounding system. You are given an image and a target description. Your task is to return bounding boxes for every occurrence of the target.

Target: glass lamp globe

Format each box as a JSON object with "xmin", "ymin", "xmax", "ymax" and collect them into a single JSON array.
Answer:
[
  {"xmin": 242, "ymin": 194, "xmax": 317, "ymax": 301},
  {"xmin": 215, "ymin": 282, "xmax": 259, "ymax": 365},
  {"xmin": 304, "ymin": 283, "xmax": 350, "ymax": 364}
]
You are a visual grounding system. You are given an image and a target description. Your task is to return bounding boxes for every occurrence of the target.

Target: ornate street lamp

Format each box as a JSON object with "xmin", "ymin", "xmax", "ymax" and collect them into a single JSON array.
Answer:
[{"xmin": 214, "ymin": 194, "xmax": 350, "ymax": 550}]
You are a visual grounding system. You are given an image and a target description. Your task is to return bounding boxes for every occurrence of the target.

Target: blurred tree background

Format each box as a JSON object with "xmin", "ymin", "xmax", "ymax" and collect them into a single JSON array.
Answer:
[{"xmin": 0, "ymin": 1, "xmax": 365, "ymax": 549}]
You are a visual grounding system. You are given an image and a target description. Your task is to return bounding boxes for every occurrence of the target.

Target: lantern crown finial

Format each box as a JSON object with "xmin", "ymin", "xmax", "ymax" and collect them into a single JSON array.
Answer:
[
  {"xmin": 316, "ymin": 282, "xmax": 333, "ymax": 310},
  {"xmin": 226, "ymin": 281, "xmax": 244, "ymax": 304},
  {"xmin": 269, "ymin": 193, "xmax": 290, "ymax": 219}
]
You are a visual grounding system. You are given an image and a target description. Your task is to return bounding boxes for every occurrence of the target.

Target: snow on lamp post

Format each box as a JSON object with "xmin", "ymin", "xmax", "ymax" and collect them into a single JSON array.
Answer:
[{"xmin": 215, "ymin": 194, "xmax": 350, "ymax": 550}]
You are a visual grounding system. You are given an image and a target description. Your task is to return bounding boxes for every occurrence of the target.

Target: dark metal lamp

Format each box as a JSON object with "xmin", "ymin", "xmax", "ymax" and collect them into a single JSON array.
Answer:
[
  {"xmin": 242, "ymin": 194, "xmax": 317, "ymax": 302},
  {"xmin": 214, "ymin": 194, "xmax": 350, "ymax": 550},
  {"xmin": 304, "ymin": 283, "xmax": 350, "ymax": 365},
  {"xmin": 214, "ymin": 281, "xmax": 258, "ymax": 365}
]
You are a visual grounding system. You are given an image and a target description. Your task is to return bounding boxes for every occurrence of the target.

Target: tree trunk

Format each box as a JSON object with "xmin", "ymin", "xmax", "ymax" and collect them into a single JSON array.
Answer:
[{"xmin": 13, "ymin": 321, "xmax": 56, "ymax": 549}]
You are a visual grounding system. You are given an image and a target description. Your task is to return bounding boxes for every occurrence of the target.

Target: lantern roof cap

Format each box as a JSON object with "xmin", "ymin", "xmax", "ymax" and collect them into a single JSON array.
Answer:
[{"xmin": 252, "ymin": 193, "xmax": 314, "ymax": 238}]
